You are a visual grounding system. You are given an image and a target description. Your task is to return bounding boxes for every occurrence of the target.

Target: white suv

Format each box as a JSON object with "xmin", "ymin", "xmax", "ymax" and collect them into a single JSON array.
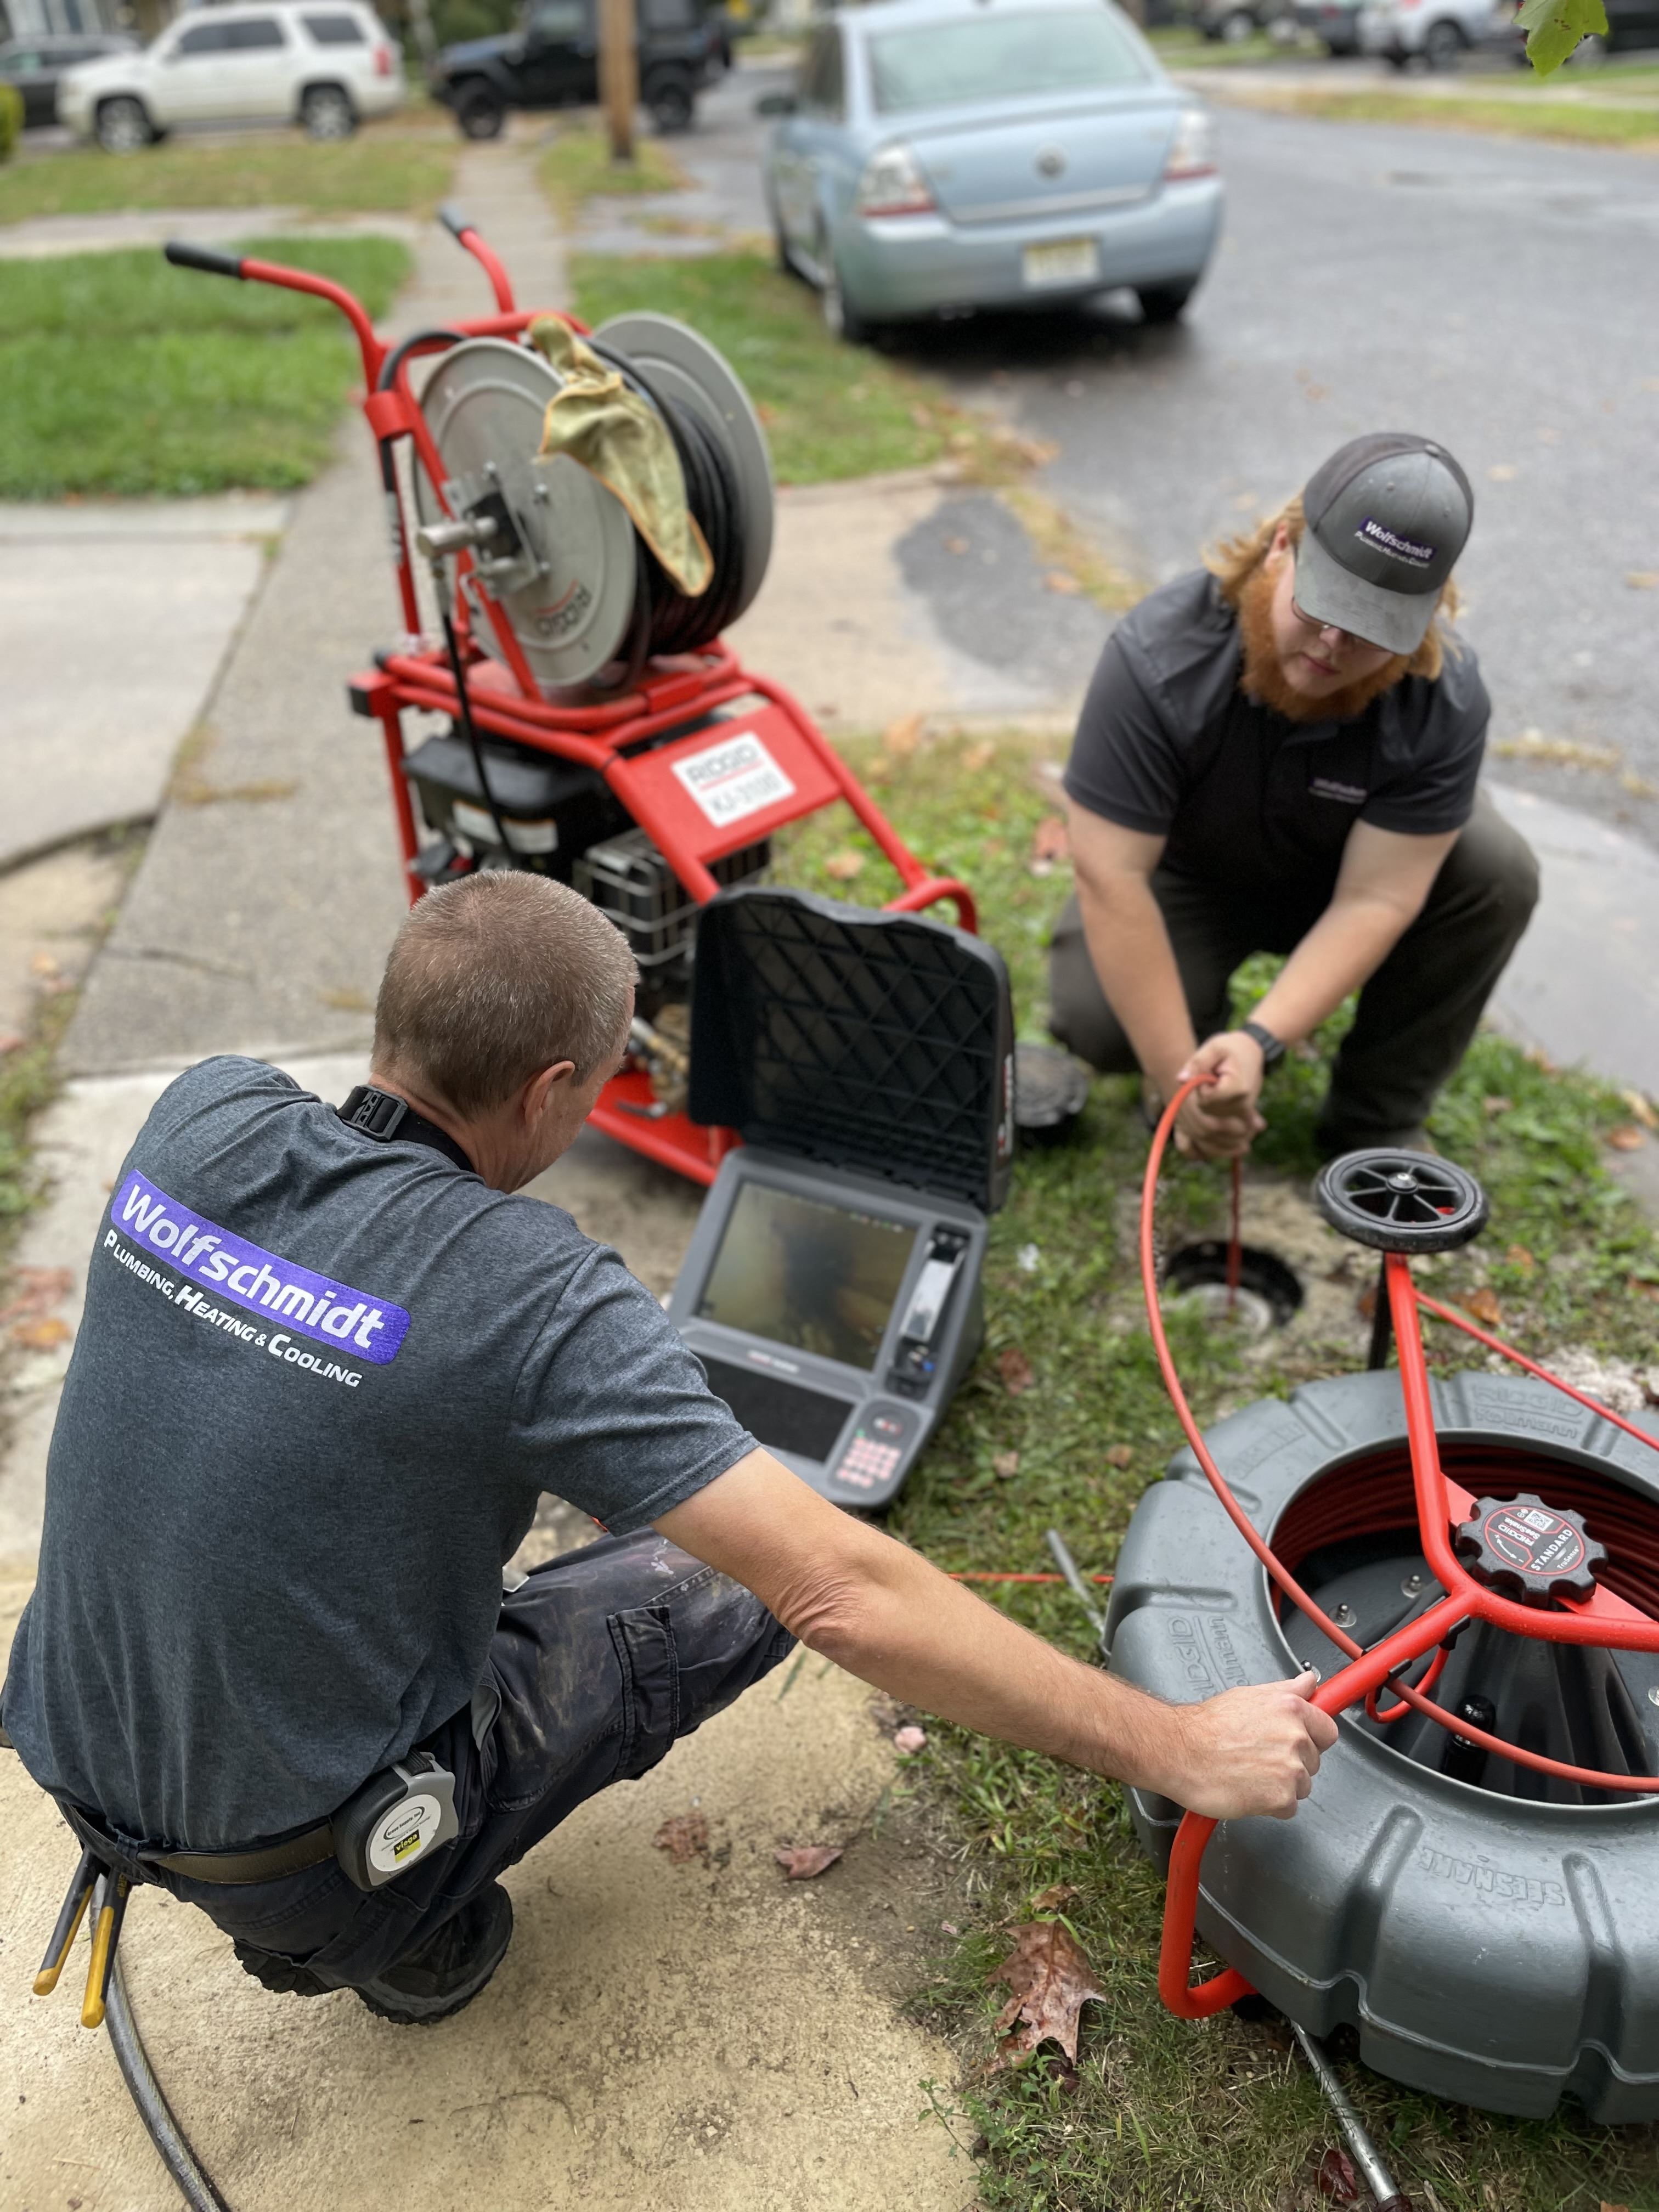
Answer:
[
  {"xmin": 1358, "ymin": 0, "xmax": 1508, "ymax": 66},
  {"xmin": 58, "ymin": 2, "xmax": 404, "ymax": 151}
]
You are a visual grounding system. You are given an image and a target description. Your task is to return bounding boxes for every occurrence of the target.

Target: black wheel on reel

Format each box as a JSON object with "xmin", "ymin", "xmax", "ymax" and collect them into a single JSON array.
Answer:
[{"xmin": 1315, "ymin": 1148, "xmax": 1488, "ymax": 1254}]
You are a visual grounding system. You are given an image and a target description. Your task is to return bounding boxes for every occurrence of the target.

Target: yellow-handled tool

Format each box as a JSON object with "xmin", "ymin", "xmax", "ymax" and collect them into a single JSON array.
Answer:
[
  {"xmin": 33, "ymin": 1846, "xmax": 97, "ymax": 1997},
  {"xmin": 80, "ymin": 1869, "xmax": 131, "ymax": 2030}
]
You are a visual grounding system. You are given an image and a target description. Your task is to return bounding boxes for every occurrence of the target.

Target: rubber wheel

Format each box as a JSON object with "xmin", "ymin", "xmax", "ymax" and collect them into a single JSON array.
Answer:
[
  {"xmin": 1137, "ymin": 282, "xmax": 1195, "ymax": 325},
  {"xmin": 1423, "ymin": 18, "xmax": 1464, "ymax": 66},
  {"xmin": 456, "ymin": 86, "xmax": 506, "ymax": 140},
  {"xmin": 819, "ymin": 242, "xmax": 871, "ymax": 345},
  {"xmin": 1315, "ymin": 1148, "xmax": 1488, "ymax": 1253},
  {"xmin": 95, "ymin": 95, "xmax": 151, "ymax": 154},
  {"xmin": 300, "ymin": 83, "xmax": 357, "ymax": 139},
  {"xmin": 647, "ymin": 75, "xmax": 694, "ymax": 133}
]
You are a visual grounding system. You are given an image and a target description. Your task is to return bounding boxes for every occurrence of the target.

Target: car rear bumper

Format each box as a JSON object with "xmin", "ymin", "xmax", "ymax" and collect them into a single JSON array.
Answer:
[{"xmin": 834, "ymin": 177, "xmax": 1224, "ymax": 321}]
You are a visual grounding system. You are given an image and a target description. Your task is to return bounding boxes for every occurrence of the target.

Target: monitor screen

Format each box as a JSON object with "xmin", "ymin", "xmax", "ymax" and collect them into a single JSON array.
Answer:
[{"xmin": 695, "ymin": 1181, "xmax": 916, "ymax": 1372}]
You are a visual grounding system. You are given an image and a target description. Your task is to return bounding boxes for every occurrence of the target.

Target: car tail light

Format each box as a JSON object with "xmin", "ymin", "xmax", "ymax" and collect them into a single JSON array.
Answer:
[
  {"xmin": 856, "ymin": 143, "xmax": 935, "ymax": 218},
  {"xmin": 1164, "ymin": 109, "xmax": 1216, "ymax": 182},
  {"xmin": 374, "ymin": 43, "xmax": 393, "ymax": 73}
]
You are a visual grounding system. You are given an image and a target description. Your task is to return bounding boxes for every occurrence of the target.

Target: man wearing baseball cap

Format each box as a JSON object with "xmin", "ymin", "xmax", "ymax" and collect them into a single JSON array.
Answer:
[{"xmin": 1049, "ymin": 432, "xmax": 1538, "ymax": 1161}]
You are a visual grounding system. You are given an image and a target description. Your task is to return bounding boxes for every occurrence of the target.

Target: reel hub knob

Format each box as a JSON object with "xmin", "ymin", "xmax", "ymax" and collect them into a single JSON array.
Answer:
[{"xmin": 1454, "ymin": 1493, "xmax": 1606, "ymax": 1607}]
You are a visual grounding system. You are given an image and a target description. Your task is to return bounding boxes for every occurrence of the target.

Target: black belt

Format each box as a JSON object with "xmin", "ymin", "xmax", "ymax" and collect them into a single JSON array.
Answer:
[{"xmin": 63, "ymin": 1801, "xmax": 337, "ymax": 1887}]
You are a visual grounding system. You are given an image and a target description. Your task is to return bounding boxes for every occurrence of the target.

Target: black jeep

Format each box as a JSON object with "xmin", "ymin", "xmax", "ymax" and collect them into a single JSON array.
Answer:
[{"xmin": 431, "ymin": 0, "xmax": 715, "ymax": 137}]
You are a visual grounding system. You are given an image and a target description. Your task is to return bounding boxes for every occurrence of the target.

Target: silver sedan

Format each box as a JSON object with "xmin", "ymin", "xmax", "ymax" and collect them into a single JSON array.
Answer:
[{"xmin": 760, "ymin": 0, "xmax": 1223, "ymax": 342}]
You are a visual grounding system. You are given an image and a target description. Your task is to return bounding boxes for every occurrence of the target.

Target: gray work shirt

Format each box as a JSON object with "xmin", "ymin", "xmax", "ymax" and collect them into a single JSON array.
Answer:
[
  {"xmin": 2, "ymin": 1057, "xmax": 754, "ymax": 1850},
  {"xmin": 1063, "ymin": 571, "xmax": 1489, "ymax": 912}
]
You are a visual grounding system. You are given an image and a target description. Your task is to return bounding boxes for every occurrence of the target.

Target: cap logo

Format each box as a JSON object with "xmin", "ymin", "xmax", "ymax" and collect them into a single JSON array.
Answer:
[{"xmin": 1356, "ymin": 516, "xmax": 1436, "ymax": 568}]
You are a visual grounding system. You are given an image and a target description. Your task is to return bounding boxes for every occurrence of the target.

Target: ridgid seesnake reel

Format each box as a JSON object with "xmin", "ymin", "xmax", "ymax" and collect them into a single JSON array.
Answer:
[
  {"xmin": 162, "ymin": 214, "xmax": 975, "ymax": 1188},
  {"xmin": 1114, "ymin": 1085, "xmax": 1659, "ymax": 2123}
]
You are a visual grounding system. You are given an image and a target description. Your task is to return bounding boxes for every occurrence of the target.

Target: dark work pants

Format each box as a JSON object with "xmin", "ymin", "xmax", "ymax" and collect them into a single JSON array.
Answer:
[
  {"xmin": 1048, "ymin": 791, "xmax": 1539, "ymax": 1152},
  {"xmin": 153, "ymin": 1532, "xmax": 794, "ymax": 1994}
]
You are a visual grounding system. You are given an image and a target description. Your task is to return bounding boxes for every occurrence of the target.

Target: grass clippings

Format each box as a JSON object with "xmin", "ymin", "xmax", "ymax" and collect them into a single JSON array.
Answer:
[
  {"xmin": 774, "ymin": 728, "xmax": 1659, "ymax": 2211},
  {"xmin": 0, "ymin": 121, "xmax": 454, "ymax": 225},
  {"xmin": 0, "ymin": 235, "xmax": 411, "ymax": 498}
]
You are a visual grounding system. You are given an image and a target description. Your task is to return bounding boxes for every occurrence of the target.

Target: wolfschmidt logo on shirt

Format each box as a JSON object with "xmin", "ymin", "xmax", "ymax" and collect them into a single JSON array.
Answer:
[{"xmin": 110, "ymin": 1170, "xmax": 410, "ymax": 1365}]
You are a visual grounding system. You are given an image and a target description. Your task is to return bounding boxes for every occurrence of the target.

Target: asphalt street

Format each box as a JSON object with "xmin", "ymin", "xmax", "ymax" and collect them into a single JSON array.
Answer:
[{"xmin": 692, "ymin": 62, "xmax": 1659, "ymax": 849}]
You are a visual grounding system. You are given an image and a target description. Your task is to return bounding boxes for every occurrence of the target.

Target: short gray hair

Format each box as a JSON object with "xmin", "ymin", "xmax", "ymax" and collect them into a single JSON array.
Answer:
[{"xmin": 373, "ymin": 872, "xmax": 636, "ymax": 1115}]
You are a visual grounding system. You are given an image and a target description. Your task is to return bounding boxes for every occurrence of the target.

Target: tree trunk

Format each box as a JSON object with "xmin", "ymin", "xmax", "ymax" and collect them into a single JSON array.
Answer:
[{"xmin": 600, "ymin": 0, "xmax": 638, "ymax": 162}]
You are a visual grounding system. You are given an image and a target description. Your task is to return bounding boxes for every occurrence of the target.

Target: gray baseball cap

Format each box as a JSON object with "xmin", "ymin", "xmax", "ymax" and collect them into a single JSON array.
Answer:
[{"xmin": 1294, "ymin": 432, "xmax": 1474, "ymax": 656}]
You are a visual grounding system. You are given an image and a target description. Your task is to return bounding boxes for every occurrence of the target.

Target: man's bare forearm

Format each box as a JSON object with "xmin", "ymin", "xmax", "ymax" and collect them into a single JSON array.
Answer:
[
  {"xmin": 1075, "ymin": 870, "xmax": 1194, "ymax": 1098},
  {"xmin": 1252, "ymin": 891, "xmax": 1418, "ymax": 1045}
]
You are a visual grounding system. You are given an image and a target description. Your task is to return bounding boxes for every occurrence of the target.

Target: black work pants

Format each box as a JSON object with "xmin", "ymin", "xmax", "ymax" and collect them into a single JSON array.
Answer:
[
  {"xmin": 153, "ymin": 1531, "xmax": 794, "ymax": 1994},
  {"xmin": 1048, "ymin": 792, "xmax": 1538, "ymax": 1153}
]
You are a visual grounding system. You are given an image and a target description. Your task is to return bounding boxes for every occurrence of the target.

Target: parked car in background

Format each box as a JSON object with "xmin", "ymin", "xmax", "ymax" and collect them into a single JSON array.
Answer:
[
  {"xmin": 1565, "ymin": 0, "xmax": 1659, "ymax": 56},
  {"xmin": 430, "ymin": 0, "xmax": 718, "ymax": 138},
  {"xmin": 57, "ymin": 2, "xmax": 403, "ymax": 153},
  {"xmin": 760, "ymin": 0, "xmax": 1222, "ymax": 343},
  {"xmin": 1194, "ymin": 0, "xmax": 1295, "ymax": 42},
  {"xmin": 1291, "ymin": 0, "xmax": 1364, "ymax": 53},
  {"xmin": 1358, "ymin": 0, "xmax": 1507, "ymax": 66},
  {"xmin": 0, "ymin": 32, "xmax": 136, "ymax": 128}
]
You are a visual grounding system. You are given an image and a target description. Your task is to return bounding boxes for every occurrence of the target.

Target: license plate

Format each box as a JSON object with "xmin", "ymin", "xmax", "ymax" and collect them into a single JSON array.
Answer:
[{"xmin": 1023, "ymin": 237, "xmax": 1099, "ymax": 290}]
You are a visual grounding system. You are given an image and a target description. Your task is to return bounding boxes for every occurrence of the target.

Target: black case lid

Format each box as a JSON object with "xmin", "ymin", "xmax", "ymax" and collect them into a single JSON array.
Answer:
[{"xmin": 687, "ymin": 887, "xmax": 1015, "ymax": 1214}]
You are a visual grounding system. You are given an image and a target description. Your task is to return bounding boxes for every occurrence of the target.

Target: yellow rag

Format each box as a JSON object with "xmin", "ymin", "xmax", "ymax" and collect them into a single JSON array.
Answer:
[{"xmin": 529, "ymin": 316, "xmax": 713, "ymax": 598}]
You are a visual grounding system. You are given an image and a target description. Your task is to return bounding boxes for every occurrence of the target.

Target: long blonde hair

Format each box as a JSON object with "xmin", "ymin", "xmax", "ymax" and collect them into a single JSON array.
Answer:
[{"xmin": 1205, "ymin": 495, "xmax": 1462, "ymax": 682}]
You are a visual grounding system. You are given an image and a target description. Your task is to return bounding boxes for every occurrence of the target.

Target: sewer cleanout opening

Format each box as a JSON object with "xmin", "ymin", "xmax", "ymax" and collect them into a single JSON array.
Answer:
[{"xmin": 1163, "ymin": 1242, "xmax": 1305, "ymax": 1335}]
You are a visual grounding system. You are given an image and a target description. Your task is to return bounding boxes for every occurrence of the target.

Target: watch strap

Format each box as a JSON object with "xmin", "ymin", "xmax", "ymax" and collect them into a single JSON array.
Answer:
[{"xmin": 1242, "ymin": 1019, "xmax": 1285, "ymax": 1069}]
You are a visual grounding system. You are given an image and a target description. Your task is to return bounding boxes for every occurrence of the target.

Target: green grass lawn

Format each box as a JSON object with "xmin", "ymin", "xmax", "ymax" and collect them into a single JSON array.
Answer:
[
  {"xmin": 569, "ymin": 248, "xmax": 961, "ymax": 484},
  {"xmin": 538, "ymin": 116, "xmax": 688, "ymax": 224},
  {"xmin": 1217, "ymin": 82, "xmax": 1659, "ymax": 148},
  {"xmin": 0, "ymin": 122, "xmax": 453, "ymax": 226},
  {"xmin": 776, "ymin": 729, "xmax": 1659, "ymax": 2211},
  {"xmin": 0, "ymin": 235, "xmax": 410, "ymax": 498}
]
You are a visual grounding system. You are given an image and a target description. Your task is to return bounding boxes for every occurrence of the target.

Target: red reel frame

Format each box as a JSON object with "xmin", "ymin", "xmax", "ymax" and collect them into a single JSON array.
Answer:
[
  {"xmin": 1139, "ymin": 1078, "xmax": 1659, "ymax": 2019},
  {"xmin": 163, "ymin": 225, "xmax": 975, "ymax": 1188}
]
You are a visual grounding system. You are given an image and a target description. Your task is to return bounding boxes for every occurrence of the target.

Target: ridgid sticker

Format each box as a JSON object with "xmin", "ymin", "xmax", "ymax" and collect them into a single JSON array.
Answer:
[
  {"xmin": 671, "ymin": 731, "xmax": 794, "ymax": 829},
  {"xmin": 109, "ymin": 1171, "xmax": 410, "ymax": 1364}
]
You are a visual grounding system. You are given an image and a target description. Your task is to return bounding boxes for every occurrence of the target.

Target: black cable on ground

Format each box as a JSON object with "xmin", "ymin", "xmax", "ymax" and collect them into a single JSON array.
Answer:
[{"xmin": 105, "ymin": 1955, "xmax": 234, "ymax": 2212}]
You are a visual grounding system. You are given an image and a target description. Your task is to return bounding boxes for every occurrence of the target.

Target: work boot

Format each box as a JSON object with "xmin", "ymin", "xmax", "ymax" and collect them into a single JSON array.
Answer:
[{"xmin": 353, "ymin": 1882, "xmax": 514, "ymax": 2025}]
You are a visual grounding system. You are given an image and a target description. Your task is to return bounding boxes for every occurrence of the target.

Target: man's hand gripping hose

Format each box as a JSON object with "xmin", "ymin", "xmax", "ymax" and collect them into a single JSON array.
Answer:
[{"xmin": 1139, "ymin": 1077, "xmax": 1659, "ymax": 2022}]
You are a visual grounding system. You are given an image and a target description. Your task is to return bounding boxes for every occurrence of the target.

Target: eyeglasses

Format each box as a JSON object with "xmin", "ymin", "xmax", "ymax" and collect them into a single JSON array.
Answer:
[{"xmin": 1290, "ymin": 598, "xmax": 1389, "ymax": 655}]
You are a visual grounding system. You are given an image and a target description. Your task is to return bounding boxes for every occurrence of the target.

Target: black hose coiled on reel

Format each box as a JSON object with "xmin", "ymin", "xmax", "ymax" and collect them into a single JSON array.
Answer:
[{"xmin": 585, "ymin": 338, "xmax": 748, "ymax": 667}]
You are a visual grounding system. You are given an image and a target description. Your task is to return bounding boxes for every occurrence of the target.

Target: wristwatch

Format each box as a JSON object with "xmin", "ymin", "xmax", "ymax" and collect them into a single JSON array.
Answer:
[{"xmin": 1242, "ymin": 1018, "xmax": 1285, "ymax": 1071}]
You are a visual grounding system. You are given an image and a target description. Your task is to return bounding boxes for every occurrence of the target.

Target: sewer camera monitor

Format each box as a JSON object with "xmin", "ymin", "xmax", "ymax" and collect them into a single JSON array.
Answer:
[{"xmin": 669, "ymin": 1154, "xmax": 986, "ymax": 1509}]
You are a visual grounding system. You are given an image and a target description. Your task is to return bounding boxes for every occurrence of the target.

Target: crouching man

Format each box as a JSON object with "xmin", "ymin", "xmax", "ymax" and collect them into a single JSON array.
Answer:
[
  {"xmin": 1050, "ymin": 433, "xmax": 1538, "ymax": 1162},
  {"xmin": 3, "ymin": 872, "xmax": 1333, "ymax": 2023}
]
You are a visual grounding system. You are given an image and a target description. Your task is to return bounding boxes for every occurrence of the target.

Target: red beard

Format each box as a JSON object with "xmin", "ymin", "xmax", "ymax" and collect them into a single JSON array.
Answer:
[{"xmin": 1235, "ymin": 563, "xmax": 1409, "ymax": 725}]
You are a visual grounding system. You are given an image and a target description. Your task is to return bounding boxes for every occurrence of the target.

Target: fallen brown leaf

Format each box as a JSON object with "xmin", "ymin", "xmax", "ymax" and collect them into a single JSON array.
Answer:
[
  {"xmin": 1626, "ymin": 573, "xmax": 1659, "ymax": 590},
  {"xmin": 0, "ymin": 1266, "xmax": 72, "ymax": 1329},
  {"xmin": 1029, "ymin": 1883, "xmax": 1079, "ymax": 1914},
  {"xmin": 1316, "ymin": 2145, "xmax": 1361, "ymax": 2203},
  {"xmin": 652, "ymin": 1811, "xmax": 708, "ymax": 1864},
  {"xmin": 1525, "ymin": 1046, "xmax": 1556, "ymax": 1074},
  {"xmin": 1460, "ymin": 1288, "xmax": 1503, "ymax": 1328},
  {"xmin": 963, "ymin": 740, "xmax": 995, "ymax": 772},
  {"xmin": 1482, "ymin": 1094, "xmax": 1513, "ymax": 1118},
  {"xmin": 997, "ymin": 1347, "xmax": 1035, "ymax": 1396},
  {"xmin": 774, "ymin": 1843, "xmax": 844, "ymax": 1880},
  {"xmin": 1621, "ymin": 1091, "xmax": 1658, "ymax": 1130},
  {"xmin": 992, "ymin": 1450, "xmax": 1021, "ymax": 1479},
  {"xmin": 12, "ymin": 1317, "xmax": 70, "ymax": 1351},
  {"xmin": 883, "ymin": 712, "xmax": 925, "ymax": 756},
  {"xmin": 1104, "ymin": 1443, "xmax": 1135, "ymax": 1469},
  {"xmin": 823, "ymin": 849, "xmax": 866, "ymax": 883},
  {"xmin": 1030, "ymin": 816, "xmax": 1069, "ymax": 865},
  {"xmin": 0, "ymin": 1031, "xmax": 26, "ymax": 1056},
  {"xmin": 988, "ymin": 1921, "xmax": 1105, "ymax": 2069},
  {"xmin": 1043, "ymin": 571, "xmax": 1083, "ymax": 596},
  {"xmin": 29, "ymin": 952, "xmax": 60, "ymax": 979},
  {"xmin": 1607, "ymin": 1124, "xmax": 1647, "ymax": 1152},
  {"xmin": 1505, "ymin": 1244, "xmax": 1536, "ymax": 1274},
  {"xmin": 1357, "ymin": 1284, "xmax": 1379, "ymax": 1322}
]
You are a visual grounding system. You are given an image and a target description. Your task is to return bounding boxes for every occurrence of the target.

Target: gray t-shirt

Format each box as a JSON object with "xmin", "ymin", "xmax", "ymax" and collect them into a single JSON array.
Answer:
[
  {"xmin": 1064, "ymin": 571, "xmax": 1489, "ymax": 911},
  {"xmin": 2, "ymin": 1057, "xmax": 753, "ymax": 1850}
]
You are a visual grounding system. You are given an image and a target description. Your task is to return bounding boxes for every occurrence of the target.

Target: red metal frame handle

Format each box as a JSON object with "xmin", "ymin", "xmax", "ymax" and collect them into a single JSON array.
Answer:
[{"xmin": 1142, "ymin": 1084, "xmax": 1659, "ymax": 2018}]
